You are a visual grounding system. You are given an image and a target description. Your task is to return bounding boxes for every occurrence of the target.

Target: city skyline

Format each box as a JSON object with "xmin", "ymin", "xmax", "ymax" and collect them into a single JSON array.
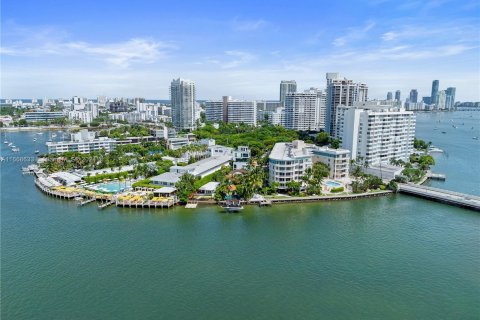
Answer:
[{"xmin": 1, "ymin": 0, "xmax": 479, "ymax": 101}]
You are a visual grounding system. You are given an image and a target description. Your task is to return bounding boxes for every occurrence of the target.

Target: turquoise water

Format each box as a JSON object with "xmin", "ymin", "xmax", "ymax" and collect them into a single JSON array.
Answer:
[
  {"xmin": 88, "ymin": 181, "xmax": 132, "ymax": 193},
  {"xmin": 1, "ymin": 113, "xmax": 479, "ymax": 319},
  {"xmin": 324, "ymin": 180, "xmax": 343, "ymax": 187}
]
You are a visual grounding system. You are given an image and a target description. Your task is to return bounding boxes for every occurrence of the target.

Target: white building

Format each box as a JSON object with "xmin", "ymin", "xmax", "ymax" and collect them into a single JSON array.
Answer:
[
  {"xmin": 227, "ymin": 100, "xmax": 257, "ymax": 126},
  {"xmin": 268, "ymin": 140, "xmax": 314, "ymax": 190},
  {"xmin": 204, "ymin": 100, "xmax": 224, "ymax": 122},
  {"xmin": 437, "ymin": 90, "xmax": 447, "ymax": 110},
  {"xmin": 335, "ymin": 101, "xmax": 416, "ymax": 165},
  {"xmin": 279, "ymin": 80, "xmax": 297, "ymax": 105},
  {"xmin": 46, "ymin": 129, "xmax": 116, "ymax": 154},
  {"xmin": 326, "ymin": 73, "xmax": 368, "ymax": 136},
  {"xmin": 171, "ymin": 78, "xmax": 196, "ymax": 130},
  {"xmin": 233, "ymin": 146, "xmax": 251, "ymax": 170},
  {"xmin": 169, "ymin": 156, "xmax": 232, "ymax": 178},
  {"xmin": 311, "ymin": 147, "xmax": 350, "ymax": 179},
  {"xmin": 68, "ymin": 110, "xmax": 93, "ymax": 124},
  {"xmin": 268, "ymin": 140, "xmax": 350, "ymax": 189},
  {"xmin": 284, "ymin": 92, "xmax": 318, "ymax": 131}
]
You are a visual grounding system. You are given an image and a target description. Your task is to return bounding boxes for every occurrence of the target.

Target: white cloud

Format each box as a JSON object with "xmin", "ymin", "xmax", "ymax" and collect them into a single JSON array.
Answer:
[
  {"xmin": 333, "ymin": 20, "xmax": 376, "ymax": 47},
  {"xmin": 1, "ymin": 24, "xmax": 174, "ymax": 68},
  {"xmin": 232, "ymin": 18, "xmax": 267, "ymax": 31}
]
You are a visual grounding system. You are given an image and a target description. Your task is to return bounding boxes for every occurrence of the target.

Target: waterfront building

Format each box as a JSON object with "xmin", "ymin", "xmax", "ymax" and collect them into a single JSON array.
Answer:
[
  {"xmin": 325, "ymin": 73, "xmax": 368, "ymax": 136},
  {"xmin": 437, "ymin": 90, "xmax": 447, "ymax": 110},
  {"xmin": 387, "ymin": 92, "xmax": 393, "ymax": 100},
  {"xmin": 233, "ymin": 146, "xmax": 251, "ymax": 170},
  {"xmin": 445, "ymin": 87, "xmax": 456, "ymax": 110},
  {"xmin": 409, "ymin": 89, "xmax": 418, "ymax": 103},
  {"xmin": 166, "ymin": 134, "xmax": 196, "ymax": 150},
  {"xmin": 431, "ymin": 80, "xmax": 439, "ymax": 106},
  {"xmin": 284, "ymin": 92, "xmax": 318, "ymax": 131},
  {"xmin": 395, "ymin": 90, "xmax": 401, "ymax": 101},
  {"xmin": 169, "ymin": 156, "xmax": 232, "ymax": 178},
  {"xmin": 311, "ymin": 147, "xmax": 350, "ymax": 179},
  {"xmin": 170, "ymin": 78, "xmax": 196, "ymax": 130},
  {"xmin": 268, "ymin": 140, "xmax": 350, "ymax": 190},
  {"xmin": 335, "ymin": 101, "xmax": 415, "ymax": 165},
  {"xmin": 24, "ymin": 111, "xmax": 64, "ymax": 122},
  {"xmin": 279, "ymin": 80, "xmax": 297, "ymax": 105},
  {"xmin": 268, "ymin": 140, "xmax": 314, "ymax": 190},
  {"xmin": 150, "ymin": 172, "xmax": 182, "ymax": 187},
  {"xmin": 46, "ymin": 129, "xmax": 116, "ymax": 154},
  {"xmin": 68, "ymin": 110, "xmax": 93, "ymax": 124}
]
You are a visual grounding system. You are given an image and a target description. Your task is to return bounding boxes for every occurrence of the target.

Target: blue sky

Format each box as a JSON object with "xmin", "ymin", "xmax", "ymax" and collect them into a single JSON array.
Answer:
[{"xmin": 1, "ymin": 0, "xmax": 479, "ymax": 101}]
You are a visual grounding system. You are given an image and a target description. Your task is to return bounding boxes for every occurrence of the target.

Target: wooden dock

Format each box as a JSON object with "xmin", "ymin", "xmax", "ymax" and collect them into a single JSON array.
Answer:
[{"xmin": 398, "ymin": 183, "xmax": 480, "ymax": 211}]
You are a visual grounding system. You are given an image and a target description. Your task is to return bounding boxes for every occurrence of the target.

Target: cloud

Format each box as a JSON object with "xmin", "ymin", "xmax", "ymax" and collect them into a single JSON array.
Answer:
[
  {"xmin": 1, "ymin": 24, "xmax": 174, "ymax": 67},
  {"xmin": 333, "ymin": 20, "xmax": 376, "ymax": 47},
  {"xmin": 206, "ymin": 50, "xmax": 256, "ymax": 69},
  {"xmin": 232, "ymin": 18, "xmax": 267, "ymax": 31}
]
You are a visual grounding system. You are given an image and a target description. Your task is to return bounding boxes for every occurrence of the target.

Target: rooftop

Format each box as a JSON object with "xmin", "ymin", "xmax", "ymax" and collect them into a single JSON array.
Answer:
[
  {"xmin": 150, "ymin": 172, "xmax": 182, "ymax": 184},
  {"xmin": 269, "ymin": 140, "xmax": 313, "ymax": 161},
  {"xmin": 170, "ymin": 156, "xmax": 231, "ymax": 177},
  {"xmin": 199, "ymin": 181, "xmax": 220, "ymax": 192}
]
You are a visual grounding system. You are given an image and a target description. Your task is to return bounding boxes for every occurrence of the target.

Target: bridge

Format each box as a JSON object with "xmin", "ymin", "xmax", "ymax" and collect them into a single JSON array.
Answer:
[{"xmin": 398, "ymin": 183, "xmax": 480, "ymax": 211}]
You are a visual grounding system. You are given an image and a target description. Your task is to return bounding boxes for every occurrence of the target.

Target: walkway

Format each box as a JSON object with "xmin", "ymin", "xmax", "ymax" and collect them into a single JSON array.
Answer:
[{"xmin": 398, "ymin": 183, "xmax": 480, "ymax": 211}]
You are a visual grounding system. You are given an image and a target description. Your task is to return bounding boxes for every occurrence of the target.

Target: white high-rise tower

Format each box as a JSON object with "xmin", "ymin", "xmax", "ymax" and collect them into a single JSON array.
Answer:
[{"xmin": 170, "ymin": 78, "xmax": 196, "ymax": 130}]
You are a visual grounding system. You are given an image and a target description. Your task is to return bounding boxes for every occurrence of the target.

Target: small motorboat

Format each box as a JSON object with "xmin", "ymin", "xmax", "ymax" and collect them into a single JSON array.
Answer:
[
  {"xmin": 34, "ymin": 150, "xmax": 40, "ymax": 154},
  {"xmin": 441, "ymin": 131, "xmax": 447, "ymax": 134},
  {"xmin": 221, "ymin": 198, "xmax": 244, "ymax": 213},
  {"xmin": 473, "ymin": 137, "xmax": 479, "ymax": 140},
  {"xmin": 3, "ymin": 140, "xmax": 8, "ymax": 144}
]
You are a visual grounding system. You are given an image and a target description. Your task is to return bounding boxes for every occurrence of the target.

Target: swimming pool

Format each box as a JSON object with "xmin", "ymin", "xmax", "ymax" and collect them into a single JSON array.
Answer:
[
  {"xmin": 88, "ymin": 181, "xmax": 132, "ymax": 193},
  {"xmin": 323, "ymin": 180, "xmax": 343, "ymax": 187}
]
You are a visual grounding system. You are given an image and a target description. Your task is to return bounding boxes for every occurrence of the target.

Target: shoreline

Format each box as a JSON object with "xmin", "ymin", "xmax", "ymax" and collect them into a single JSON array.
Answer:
[
  {"xmin": 0, "ymin": 126, "xmax": 80, "ymax": 132},
  {"xmin": 32, "ymin": 174, "xmax": 393, "ymax": 210}
]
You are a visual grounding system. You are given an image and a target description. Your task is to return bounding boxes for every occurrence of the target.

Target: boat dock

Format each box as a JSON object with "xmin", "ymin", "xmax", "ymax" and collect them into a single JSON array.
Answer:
[
  {"xmin": 428, "ymin": 172, "xmax": 446, "ymax": 180},
  {"xmin": 78, "ymin": 197, "xmax": 96, "ymax": 206},
  {"xmin": 267, "ymin": 191, "xmax": 392, "ymax": 204},
  {"xmin": 398, "ymin": 183, "xmax": 480, "ymax": 211},
  {"xmin": 98, "ymin": 201, "xmax": 115, "ymax": 209}
]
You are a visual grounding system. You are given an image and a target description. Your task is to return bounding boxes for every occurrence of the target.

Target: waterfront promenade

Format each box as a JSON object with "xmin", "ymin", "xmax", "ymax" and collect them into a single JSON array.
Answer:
[{"xmin": 398, "ymin": 183, "xmax": 480, "ymax": 211}]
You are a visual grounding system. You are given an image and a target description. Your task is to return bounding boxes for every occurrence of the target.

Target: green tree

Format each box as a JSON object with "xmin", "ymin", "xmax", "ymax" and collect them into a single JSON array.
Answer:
[
  {"xmin": 315, "ymin": 132, "xmax": 330, "ymax": 146},
  {"xmin": 175, "ymin": 173, "xmax": 196, "ymax": 203}
]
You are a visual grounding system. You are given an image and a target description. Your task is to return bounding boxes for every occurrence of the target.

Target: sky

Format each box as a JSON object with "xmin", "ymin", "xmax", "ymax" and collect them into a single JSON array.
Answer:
[{"xmin": 1, "ymin": 0, "xmax": 479, "ymax": 101}]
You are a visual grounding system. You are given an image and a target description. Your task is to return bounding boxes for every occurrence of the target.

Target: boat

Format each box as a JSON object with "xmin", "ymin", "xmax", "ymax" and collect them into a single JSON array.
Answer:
[
  {"xmin": 33, "ymin": 138, "xmax": 37, "ymax": 141},
  {"xmin": 428, "ymin": 146, "xmax": 444, "ymax": 153},
  {"xmin": 12, "ymin": 147, "xmax": 20, "ymax": 152},
  {"xmin": 473, "ymin": 137, "xmax": 479, "ymax": 140},
  {"xmin": 221, "ymin": 198, "xmax": 244, "ymax": 213},
  {"xmin": 52, "ymin": 133, "xmax": 57, "ymax": 138},
  {"xmin": 3, "ymin": 140, "xmax": 8, "ymax": 144},
  {"xmin": 34, "ymin": 150, "xmax": 40, "ymax": 154},
  {"xmin": 441, "ymin": 131, "xmax": 447, "ymax": 134},
  {"xmin": 8, "ymin": 142, "xmax": 13, "ymax": 147}
]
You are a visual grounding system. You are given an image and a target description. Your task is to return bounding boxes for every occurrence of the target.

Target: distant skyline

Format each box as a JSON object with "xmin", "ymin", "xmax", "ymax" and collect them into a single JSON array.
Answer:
[{"xmin": 1, "ymin": 0, "xmax": 479, "ymax": 101}]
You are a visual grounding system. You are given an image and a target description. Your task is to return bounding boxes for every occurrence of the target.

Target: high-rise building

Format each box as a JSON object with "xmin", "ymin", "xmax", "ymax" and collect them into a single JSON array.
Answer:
[
  {"xmin": 437, "ymin": 90, "xmax": 446, "ymax": 110},
  {"xmin": 305, "ymin": 88, "xmax": 327, "ymax": 131},
  {"xmin": 431, "ymin": 80, "xmax": 439, "ymax": 105},
  {"xmin": 395, "ymin": 90, "xmax": 401, "ymax": 101},
  {"xmin": 204, "ymin": 100, "xmax": 224, "ymax": 122},
  {"xmin": 285, "ymin": 92, "xmax": 318, "ymax": 131},
  {"xmin": 335, "ymin": 101, "xmax": 415, "ymax": 165},
  {"xmin": 422, "ymin": 96, "xmax": 431, "ymax": 104},
  {"xmin": 387, "ymin": 92, "xmax": 393, "ymax": 100},
  {"xmin": 325, "ymin": 73, "xmax": 368, "ymax": 136},
  {"xmin": 279, "ymin": 80, "xmax": 297, "ymax": 105},
  {"xmin": 445, "ymin": 87, "xmax": 456, "ymax": 110},
  {"xmin": 409, "ymin": 89, "xmax": 418, "ymax": 103},
  {"xmin": 170, "ymin": 78, "xmax": 196, "ymax": 130},
  {"xmin": 227, "ymin": 99, "xmax": 257, "ymax": 126}
]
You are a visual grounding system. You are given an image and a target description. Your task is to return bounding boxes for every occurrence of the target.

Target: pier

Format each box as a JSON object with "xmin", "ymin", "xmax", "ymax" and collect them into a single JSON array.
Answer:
[{"xmin": 398, "ymin": 183, "xmax": 480, "ymax": 211}]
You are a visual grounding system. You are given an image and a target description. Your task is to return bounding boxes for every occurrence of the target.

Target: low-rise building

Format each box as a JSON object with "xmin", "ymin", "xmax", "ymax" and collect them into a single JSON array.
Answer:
[
  {"xmin": 268, "ymin": 140, "xmax": 350, "ymax": 189},
  {"xmin": 311, "ymin": 147, "xmax": 350, "ymax": 179},
  {"xmin": 233, "ymin": 146, "xmax": 251, "ymax": 170},
  {"xmin": 169, "ymin": 156, "xmax": 231, "ymax": 178},
  {"xmin": 268, "ymin": 140, "xmax": 313, "ymax": 190},
  {"xmin": 46, "ymin": 129, "xmax": 116, "ymax": 154},
  {"xmin": 150, "ymin": 172, "xmax": 182, "ymax": 187},
  {"xmin": 24, "ymin": 111, "xmax": 65, "ymax": 122}
]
